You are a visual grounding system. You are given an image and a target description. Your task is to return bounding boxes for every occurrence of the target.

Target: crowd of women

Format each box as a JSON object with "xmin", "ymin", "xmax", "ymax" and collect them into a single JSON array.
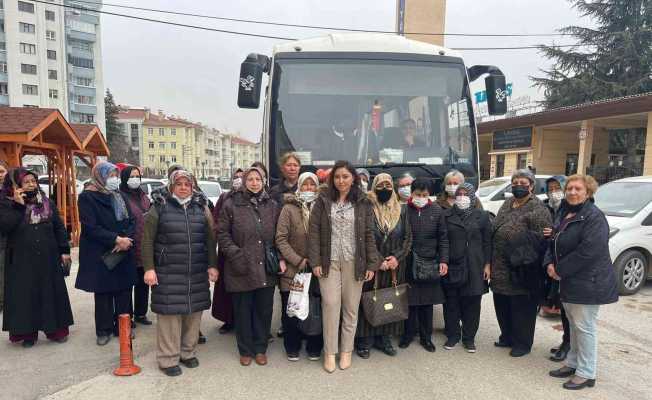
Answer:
[{"xmin": 0, "ymin": 153, "xmax": 618, "ymax": 391}]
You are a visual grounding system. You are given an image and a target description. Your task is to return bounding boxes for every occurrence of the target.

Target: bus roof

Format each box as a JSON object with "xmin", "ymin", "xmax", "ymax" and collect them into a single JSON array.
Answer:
[{"xmin": 272, "ymin": 33, "xmax": 462, "ymax": 58}]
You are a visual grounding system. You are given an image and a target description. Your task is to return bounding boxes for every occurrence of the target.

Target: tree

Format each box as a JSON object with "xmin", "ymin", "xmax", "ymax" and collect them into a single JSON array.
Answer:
[
  {"xmin": 532, "ymin": 0, "xmax": 652, "ymax": 109},
  {"xmin": 104, "ymin": 89, "xmax": 137, "ymax": 164}
]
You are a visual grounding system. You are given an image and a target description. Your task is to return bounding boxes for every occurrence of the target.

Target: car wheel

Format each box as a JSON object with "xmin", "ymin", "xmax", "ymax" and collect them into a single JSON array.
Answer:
[{"xmin": 614, "ymin": 250, "xmax": 648, "ymax": 295}]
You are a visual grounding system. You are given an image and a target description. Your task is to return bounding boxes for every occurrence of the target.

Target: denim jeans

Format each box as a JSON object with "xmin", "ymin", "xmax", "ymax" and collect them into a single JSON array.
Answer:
[{"xmin": 563, "ymin": 302, "xmax": 600, "ymax": 379}]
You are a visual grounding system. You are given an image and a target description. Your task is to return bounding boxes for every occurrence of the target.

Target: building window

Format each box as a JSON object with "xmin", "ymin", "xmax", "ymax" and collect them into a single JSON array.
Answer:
[
  {"xmin": 47, "ymin": 50, "xmax": 56, "ymax": 60},
  {"xmin": 18, "ymin": 1, "xmax": 34, "ymax": 13},
  {"xmin": 46, "ymin": 30, "xmax": 56, "ymax": 41},
  {"xmin": 495, "ymin": 154, "xmax": 505, "ymax": 177},
  {"xmin": 67, "ymin": 55, "xmax": 93, "ymax": 69},
  {"xmin": 148, "ymin": 128, "xmax": 153, "ymax": 135},
  {"xmin": 171, "ymin": 155, "xmax": 177, "ymax": 162},
  {"xmin": 159, "ymin": 142, "xmax": 165, "ymax": 149},
  {"xmin": 160, "ymin": 155, "xmax": 166, "ymax": 163},
  {"xmin": 21, "ymin": 63, "xmax": 36, "ymax": 74},
  {"xmin": 0, "ymin": 83, "xmax": 8, "ymax": 95},
  {"xmin": 0, "ymin": 62, "xmax": 6, "ymax": 73},
  {"xmin": 23, "ymin": 104, "xmax": 39, "ymax": 108},
  {"xmin": 75, "ymin": 77, "xmax": 93, "ymax": 87},
  {"xmin": 45, "ymin": 10, "xmax": 55, "ymax": 21},
  {"xmin": 22, "ymin": 84, "xmax": 38, "ymax": 95},
  {"xmin": 149, "ymin": 155, "xmax": 155, "ymax": 162},
  {"xmin": 148, "ymin": 142, "xmax": 154, "ymax": 149},
  {"xmin": 19, "ymin": 22, "xmax": 36, "ymax": 34},
  {"xmin": 75, "ymin": 95, "xmax": 94, "ymax": 104},
  {"xmin": 79, "ymin": 113, "xmax": 94, "ymax": 123},
  {"xmin": 0, "ymin": 42, "xmax": 5, "ymax": 51},
  {"xmin": 517, "ymin": 153, "xmax": 528, "ymax": 170},
  {"xmin": 130, "ymin": 124, "xmax": 138, "ymax": 136},
  {"xmin": 171, "ymin": 142, "xmax": 176, "ymax": 149},
  {"xmin": 67, "ymin": 19, "xmax": 96, "ymax": 34},
  {"xmin": 171, "ymin": 128, "xmax": 176, "ymax": 135},
  {"xmin": 158, "ymin": 128, "xmax": 164, "ymax": 136},
  {"xmin": 48, "ymin": 69, "xmax": 57, "ymax": 79},
  {"xmin": 49, "ymin": 89, "xmax": 58, "ymax": 99},
  {"xmin": 20, "ymin": 42, "xmax": 36, "ymax": 54},
  {"xmin": 69, "ymin": 40, "xmax": 92, "ymax": 52}
]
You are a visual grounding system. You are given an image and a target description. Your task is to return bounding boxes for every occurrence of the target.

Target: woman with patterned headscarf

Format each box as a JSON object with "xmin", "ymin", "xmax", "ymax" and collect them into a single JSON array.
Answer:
[
  {"xmin": 0, "ymin": 167, "xmax": 74, "ymax": 347},
  {"xmin": 76, "ymin": 161, "xmax": 137, "ymax": 346},
  {"xmin": 442, "ymin": 183, "xmax": 492, "ymax": 353},
  {"xmin": 355, "ymin": 173, "xmax": 412, "ymax": 359}
]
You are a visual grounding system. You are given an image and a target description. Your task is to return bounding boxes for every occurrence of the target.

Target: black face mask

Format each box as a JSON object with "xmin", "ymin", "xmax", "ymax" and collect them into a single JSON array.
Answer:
[
  {"xmin": 511, "ymin": 185, "xmax": 530, "ymax": 199},
  {"xmin": 24, "ymin": 189, "xmax": 38, "ymax": 199},
  {"xmin": 375, "ymin": 188, "xmax": 392, "ymax": 204}
]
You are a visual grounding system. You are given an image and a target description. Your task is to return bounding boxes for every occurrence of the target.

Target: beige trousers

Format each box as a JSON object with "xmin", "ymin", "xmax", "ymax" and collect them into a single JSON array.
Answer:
[
  {"xmin": 319, "ymin": 260, "xmax": 364, "ymax": 355},
  {"xmin": 156, "ymin": 311, "xmax": 203, "ymax": 368}
]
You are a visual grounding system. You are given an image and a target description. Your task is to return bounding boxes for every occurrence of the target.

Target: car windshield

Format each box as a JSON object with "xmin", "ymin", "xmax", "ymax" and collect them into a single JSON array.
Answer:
[
  {"xmin": 272, "ymin": 59, "xmax": 475, "ymax": 172},
  {"xmin": 594, "ymin": 181, "xmax": 652, "ymax": 217},
  {"xmin": 199, "ymin": 183, "xmax": 221, "ymax": 197},
  {"xmin": 478, "ymin": 178, "xmax": 508, "ymax": 197}
]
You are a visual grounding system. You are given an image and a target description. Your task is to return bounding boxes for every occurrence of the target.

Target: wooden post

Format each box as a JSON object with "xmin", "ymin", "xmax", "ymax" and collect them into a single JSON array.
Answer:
[
  {"xmin": 577, "ymin": 120, "xmax": 595, "ymax": 175},
  {"xmin": 643, "ymin": 113, "xmax": 652, "ymax": 176}
]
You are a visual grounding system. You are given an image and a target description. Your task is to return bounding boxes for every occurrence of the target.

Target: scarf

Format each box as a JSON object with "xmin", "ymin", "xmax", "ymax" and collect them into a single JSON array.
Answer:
[
  {"xmin": 243, "ymin": 167, "xmax": 267, "ymax": 200},
  {"xmin": 3, "ymin": 168, "xmax": 53, "ymax": 224},
  {"xmin": 91, "ymin": 161, "xmax": 129, "ymax": 221},
  {"xmin": 295, "ymin": 171, "xmax": 319, "ymax": 231},
  {"xmin": 368, "ymin": 173, "xmax": 402, "ymax": 234},
  {"xmin": 454, "ymin": 182, "xmax": 476, "ymax": 221}
]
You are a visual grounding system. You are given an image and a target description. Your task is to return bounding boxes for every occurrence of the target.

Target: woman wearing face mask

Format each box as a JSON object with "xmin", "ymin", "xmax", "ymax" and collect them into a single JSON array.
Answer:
[
  {"xmin": 542, "ymin": 176, "xmax": 571, "ymax": 362},
  {"xmin": 211, "ymin": 168, "xmax": 244, "ymax": 334},
  {"xmin": 399, "ymin": 178, "xmax": 448, "ymax": 352},
  {"xmin": 396, "ymin": 172, "xmax": 414, "ymax": 204},
  {"xmin": 218, "ymin": 167, "xmax": 281, "ymax": 367},
  {"xmin": 491, "ymin": 169, "xmax": 552, "ymax": 357},
  {"xmin": 0, "ymin": 168, "xmax": 74, "ymax": 347},
  {"xmin": 119, "ymin": 165, "xmax": 152, "ymax": 326},
  {"xmin": 276, "ymin": 172, "xmax": 324, "ymax": 361},
  {"xmin": 442, "ymin": 183, "xmax": 492, "ymax": 353},
  {"xmin": 0, "ymin": 160, "xmax": 9, "ymax": 313},
  {"xmin": 76, "ymin": 161, "xmax": 137, "ymax": 346},
  {"xmin": 544, "ymin": 175, "xmax": 618, "ymax": 390},
  {"xmin": 355, "ymin": 173, "xmax": 412, "ymax": 359},
  {"xmin": 437, "ymin": 170, "xmax": 471, "ymax": 209}
]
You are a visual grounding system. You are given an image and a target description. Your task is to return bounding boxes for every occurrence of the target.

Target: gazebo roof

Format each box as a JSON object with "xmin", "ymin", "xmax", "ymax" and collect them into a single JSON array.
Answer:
[
  {"xmin": 0, "ymin": 108, "xmax": 83, "ymax": 151},
  {"xmin": 70, "ymin": 124, "xmax": 110, "ymax": 156}
]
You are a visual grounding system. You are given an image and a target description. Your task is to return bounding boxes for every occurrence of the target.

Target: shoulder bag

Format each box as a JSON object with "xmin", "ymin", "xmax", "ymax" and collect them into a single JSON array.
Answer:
[
  {"xmin": 252, "ymin": 206, "xmax": 280, "ymax": 275},
  {"xmin": 361, "ymin": 269, "xmax": 409, "ymax": 327},
  {"xmin": 411, "ymin": 252, "xmax": 440, "ymax": 283}
]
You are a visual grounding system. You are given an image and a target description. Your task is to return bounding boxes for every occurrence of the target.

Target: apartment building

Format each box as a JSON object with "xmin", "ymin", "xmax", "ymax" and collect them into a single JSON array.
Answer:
[{"xmin": 0, "ymin": 0, "xmax": 105, "ymax": 131}]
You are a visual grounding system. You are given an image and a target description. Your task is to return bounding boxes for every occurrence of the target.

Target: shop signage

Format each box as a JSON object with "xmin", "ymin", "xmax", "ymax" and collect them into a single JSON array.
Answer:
[{"xmin": 493, "ymin": 127, "xmax": 532, "ymax": 150}]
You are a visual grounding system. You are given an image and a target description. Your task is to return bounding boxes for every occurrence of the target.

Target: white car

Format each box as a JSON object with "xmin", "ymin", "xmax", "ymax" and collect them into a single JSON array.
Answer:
[
  {"xmin": 197, "ymin": 180, "xmax": 223, "ymax": 206},
  {"xmin": 38, "ymin": 175, "xmax": 84, "ymax": 198},
  {"xmin": 477, "ymin": 175, "xmax": 552, "ymax": 216},
  {"xmin": 139, "ymin": 178, "xmax": 166, "ymax": 200},
  {"xmin": 594, "ymin": 176, "xmax": 652, "ymax": 295}
]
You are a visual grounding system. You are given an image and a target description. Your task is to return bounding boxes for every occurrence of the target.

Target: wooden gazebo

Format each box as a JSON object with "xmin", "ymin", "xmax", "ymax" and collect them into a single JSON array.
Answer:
[{"xmin": 0, "ymin": 107, "xmax": 109, "ymax": 244}]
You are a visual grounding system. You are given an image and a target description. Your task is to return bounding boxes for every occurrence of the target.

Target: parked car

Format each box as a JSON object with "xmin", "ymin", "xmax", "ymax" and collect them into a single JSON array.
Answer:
[
  {"xmin": 197, "ymin": 180, "xmax": 222, "ymax": 206},
  {"xmin": 139, "ymin": 178, "xmax": 166, "ymax": 200},
  {"xmin": 38, "ymin": 175, "xmax": 84, "ymax": 198},
  {"xmin": 594, "ymin": 176, "xmax": 652, "ymax": 295},
  {"xmin": 477, "ymin": 175, "xmax": 551, "ymax": 216}
]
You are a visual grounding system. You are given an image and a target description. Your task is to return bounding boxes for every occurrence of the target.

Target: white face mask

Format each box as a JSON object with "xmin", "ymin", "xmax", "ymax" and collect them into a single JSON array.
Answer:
[
  {"xmin": 412, "ymin": 197, "xmax": 428, "ymax": 208},
  {"xmin": 549, "ymin": 191, "xmax": 564, "ymax": 207},
  {"xmin": 398, "ymin": 186, "xmax": 411, "ymax": 199},
  {"xmin": 106, "ymin": 176, "xmax": 120, "ymax": 192},
  {"xmin": 173, "ymin": 194, "xmax": 192, "ymax": 205},
  {"xmin": 446, "ymin": 184, "xmax": 459, "ymax": 196},
  {"xmin": 455, "ymin": 195, "xmax": 471, "ymax": 210},
  {"xmin": 232, "ymin": 177, "xmax": 242, "ymax": 190},
  {"xmin": 298, "ymin": 191, "xmax": 317, "ymax": 203},
  {"xmin": 127, "ymin": 177, "xmax": 141, "ymax": 190}
]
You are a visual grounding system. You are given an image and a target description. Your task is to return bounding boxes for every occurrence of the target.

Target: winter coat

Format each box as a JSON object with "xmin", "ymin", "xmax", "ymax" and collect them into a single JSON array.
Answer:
[
  {"xmin": 308, "ymin": 192, "xmax": 381, "ymax": 280},
  {"xmin": 491, "ymin": 195, "xmax": 552, "ymax": 296},
  {"xmin": 141, "ymin": 192, "xmax": 217, "ymax": 315},
  {"xmin": 357, "ymin": 206, "xmax": 411, "ymax": 338},
  {"xmin": 0, "ymin": 198, "xmax": 73, "ymax": 335},
  {"xmin": 543, "ymin": 200, "xmax": 619, "ymax": 305},
  {"xmin": 76, "ymin": 190, "xmax": 137, "ymax": 294},
  {"xmin": 444, "ymin": 207, "xmax": 492, "ymax": 297},
  {"xmin": 275, "ymin": 194, "xmax": 311, "ymax": 292},
  {"xmin": 406, "ymin": 201, "xmax": 448, "ymax": 306},
  {"xmin": 120, "ymin": 189, "xmax": 150, "ymax": 268},
  {"xmin": 437, "ymin": 193, "xmax": 484, "ymax": 210},
  {"xmin": 269, "ymin": 180, "xmax": 297, "ymax": 205},
  {"xmin": 0, "ymin": 231, "xmax": 6, "ymax": 311},
  {"xmin": 217, "ymin": 190, "xmax": 280, "ymax": 293},
  {"xmin": 211, "ymin": 191, "xmax": 234, "ymax": 323}
]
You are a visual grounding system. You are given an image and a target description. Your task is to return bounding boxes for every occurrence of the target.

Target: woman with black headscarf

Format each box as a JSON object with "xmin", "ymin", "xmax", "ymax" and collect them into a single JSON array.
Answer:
[
  {"xmin": 0, "ymin": 168, "xmax": 73, "ymax": 347},
  {"xmin": 119, "ymin": 165, "xmax": 152, "ymax": 326},
  {"xmin": 76, "ymin": 161, "xmax": 137, "ymax": 346}
]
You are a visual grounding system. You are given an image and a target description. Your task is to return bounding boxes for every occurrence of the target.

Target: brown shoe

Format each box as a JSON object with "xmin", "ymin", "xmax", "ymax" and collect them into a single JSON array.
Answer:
[
  {"xmin": 255, "ymin": 353, "xmax": 267, "ymax": 366},
  {"xmin": 239, "ymin": 356, "xmax": 252, "ymax": 366},
  {"xmin": 323, "ymin": 354, "xmax": 336, "ymax": 373}
]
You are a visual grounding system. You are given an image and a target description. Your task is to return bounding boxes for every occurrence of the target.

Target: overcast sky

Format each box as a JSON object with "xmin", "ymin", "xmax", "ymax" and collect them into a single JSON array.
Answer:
[{"xmin": 101, "ymin": 0, "xmax": 591, "ymax": 141}]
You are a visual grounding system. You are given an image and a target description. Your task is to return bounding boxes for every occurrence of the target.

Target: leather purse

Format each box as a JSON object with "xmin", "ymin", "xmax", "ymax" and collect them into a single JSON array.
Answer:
[
  {"xmin": 252, "ymin": 209, "xmax": 280, "ymax": 275},
  {"xmin": 102, "ymin": 250, "xmax": 127, "ymax": 271},
  {"xmin": 411, "ymin": 253, "xmax": 440, "ymax": 283},
  {"xmin": 361, "ymin": 269, "xmax": 409, "ymax": 327}
]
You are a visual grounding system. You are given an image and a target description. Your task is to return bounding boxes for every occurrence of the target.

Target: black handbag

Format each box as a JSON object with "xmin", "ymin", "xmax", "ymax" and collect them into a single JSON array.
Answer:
[
  {"xmin": 411, "ymin": 252, "xmax": 440, "ymax": 283},
  {"xmin": 298, "ymin": 292, "xmax": 322, "ymax": 336},
  {"xmin": 361, "ymin": 269, "xmax": 409, "ymax": 327},
  {"xmin": 61, "ymin": 258, "xmax": 72, "ymax": 277},
  {"xmin": 102, "ymin": 250, "xmax": 127, "ymax": 271},
  {"xmin": 252, "ymin": 208, "xmax": 280, "ymax": 275}
]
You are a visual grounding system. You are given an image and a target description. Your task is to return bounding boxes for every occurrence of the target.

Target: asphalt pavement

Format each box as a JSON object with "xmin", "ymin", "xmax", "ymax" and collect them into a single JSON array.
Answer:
[{"xmin": 1, "ymin": 252, "xmax": 651, "ymax": 400}]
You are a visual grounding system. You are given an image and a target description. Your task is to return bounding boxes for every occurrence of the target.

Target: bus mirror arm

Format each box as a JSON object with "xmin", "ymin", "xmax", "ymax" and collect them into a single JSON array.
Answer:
[
  {"xmin": 237, "ymin": 53, "xmax": 271, "ymax": 109},
  {"xmin": 468, "ymin": 65, "xmax": 507, "ymax": 116}
]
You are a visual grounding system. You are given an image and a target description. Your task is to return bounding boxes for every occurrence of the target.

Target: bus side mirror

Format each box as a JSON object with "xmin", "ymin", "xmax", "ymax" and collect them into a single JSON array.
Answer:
[
  {"xmin": 237, "ymin": 54, "xmax": 268, "ymax": 109},
  {"xmin": 486, "ymin": 74, "xmax": 507, "ymax": 115}
]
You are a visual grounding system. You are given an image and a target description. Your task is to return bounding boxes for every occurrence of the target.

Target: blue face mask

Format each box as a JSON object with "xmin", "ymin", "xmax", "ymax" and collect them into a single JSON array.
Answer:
[
  {"xmin": 106, "ymin": 177, "xmax": 120, "ymax": 191},
  {"xmin": 298, "ymin": 191, "xmax": 317, "ymax": 203}
]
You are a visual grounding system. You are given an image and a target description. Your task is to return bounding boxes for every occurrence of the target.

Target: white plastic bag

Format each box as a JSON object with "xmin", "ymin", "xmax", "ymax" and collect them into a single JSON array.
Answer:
[{"xmin": 286, "ymin": 272, "xmax": 312, "ymax": 320}]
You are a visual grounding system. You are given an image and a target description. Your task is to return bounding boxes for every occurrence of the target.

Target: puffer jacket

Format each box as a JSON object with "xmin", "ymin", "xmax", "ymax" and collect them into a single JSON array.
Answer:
[
  {"xmin": 217, "ymin": 190, "xmax": 280, "ymax": 293},
  {"xmin": 275, "ymin": 194, "xmax": 311, "ymax": 291},
  {"xmin": 142, "ymin": 192, "xmax": 217, "ymax": 315}
]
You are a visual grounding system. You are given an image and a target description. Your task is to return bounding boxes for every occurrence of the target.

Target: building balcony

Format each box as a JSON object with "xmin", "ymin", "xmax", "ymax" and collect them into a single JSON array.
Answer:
[
  {"xmin": 70, "ymin": 102, "xmax": 97, "ymax": 114},
  {"xmin": 0, "ymin": 72, "xmax": 7, "ymax": 82},
  {"xmin": 67, "ymin": 45, "xmax": 94, "ymax": 59},
  {"xmin": 0, "ymin": 52, "xmax": 6, "ymax": 63},
  {"xmin": 65, "ymin": 27, "xmax": 96, "ymax": 43},
  {"xmin": 69, "ymin": 84, "xmax": 96, "ymax": 97},
  {"xmin": 69, "ymin": 65, "xmax": 95, "ymax": 78},
  {"xmin": 0, "ymin": 95, "xmax": 9, "ymax": 106},
  {"xmin": 78, "ymin": 13, "xmax": 100, "ymax": 25}
]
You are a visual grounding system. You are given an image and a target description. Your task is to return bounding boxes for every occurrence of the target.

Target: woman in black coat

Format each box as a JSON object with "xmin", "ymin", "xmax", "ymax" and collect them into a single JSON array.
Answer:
[
  {"xmin": 75, "ymin": 161, "xmax": 137, "ymax": 346},
  {"xmin": 0, "ymin": 168, "xmax": 73, "ymax": 347},
  {"xmin": 399, "ymin": 178, "xmax": 448, "ymax": 353},
  {"xmin": 442, "ymin": 183, "xmax": 492, "ymax": 353},
  {"xmin": 545, "ymin": 175, "xmax": 618, "ymax": 391}
]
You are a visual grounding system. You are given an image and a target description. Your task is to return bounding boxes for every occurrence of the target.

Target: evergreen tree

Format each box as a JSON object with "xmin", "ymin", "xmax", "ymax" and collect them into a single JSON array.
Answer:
[
  {"xmin": 104, "ymin": 89, "xmax": 135, "ymax": 163},
  {"xmin": 532, "ymin": 0, "xmax": 652, "ymax": 109}
]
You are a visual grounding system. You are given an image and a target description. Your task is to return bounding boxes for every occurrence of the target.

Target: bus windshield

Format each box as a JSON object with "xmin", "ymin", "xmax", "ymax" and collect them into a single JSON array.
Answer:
[{"xmin": 271, "ymin": 58, "xmax": 476, "ymax": 175}]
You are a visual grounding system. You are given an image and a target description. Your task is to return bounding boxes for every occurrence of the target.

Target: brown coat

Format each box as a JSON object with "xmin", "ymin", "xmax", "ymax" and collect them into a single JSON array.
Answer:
[
  {"xmin": 275, "ymin": 194, "xmax": 310, "ymax": 291},
  {"xmin": 308, "ymin": 192, "xmax": 381, "ymax": 280},
  {"xmin": 217, "ymin": 190, "xmax": 279, "ymax": 293}
]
